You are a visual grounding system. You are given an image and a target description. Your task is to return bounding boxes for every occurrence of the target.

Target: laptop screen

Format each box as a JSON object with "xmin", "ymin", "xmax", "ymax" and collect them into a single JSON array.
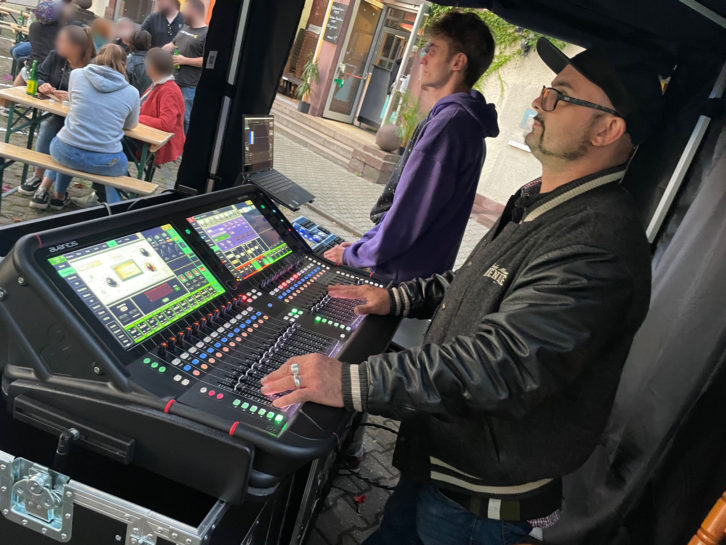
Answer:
[{"xmin": 244, "ymin": 115, "xmax": 274, "ymax": 173}]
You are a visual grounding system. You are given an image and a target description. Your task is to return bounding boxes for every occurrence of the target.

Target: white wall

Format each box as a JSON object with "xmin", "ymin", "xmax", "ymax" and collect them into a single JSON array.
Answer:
[{"xmin": 476, "ymin": 43, "xmax": 583, "ymax": 204}]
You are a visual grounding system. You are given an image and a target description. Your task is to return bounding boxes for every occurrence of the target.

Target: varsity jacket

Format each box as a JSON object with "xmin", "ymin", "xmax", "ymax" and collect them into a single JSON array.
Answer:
[{"xmin": 340, "ymin": 166, "xmax": 652, "ymax": 520}]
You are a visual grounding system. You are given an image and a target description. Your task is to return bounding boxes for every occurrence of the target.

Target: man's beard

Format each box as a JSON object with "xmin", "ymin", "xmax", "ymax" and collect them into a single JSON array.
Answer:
[
  {"xmin": 526, "ymin": 115, "xmax": 589, "ymax": 161},
  {"xmin": 159, "ymin": 6, "xmax": 173, "ymax": 16}
]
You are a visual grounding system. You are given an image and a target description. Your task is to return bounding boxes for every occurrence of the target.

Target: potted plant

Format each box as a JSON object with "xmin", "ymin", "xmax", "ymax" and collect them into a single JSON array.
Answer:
[{"xmin": 296, "ymin": 53, "xmax": 319, "ymax": 114}]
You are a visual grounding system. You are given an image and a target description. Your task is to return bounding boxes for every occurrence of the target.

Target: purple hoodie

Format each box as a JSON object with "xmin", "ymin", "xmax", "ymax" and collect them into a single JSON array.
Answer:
[{"xmin": 343, "ymin": 90, "xmax": 499, "ymax": 281}]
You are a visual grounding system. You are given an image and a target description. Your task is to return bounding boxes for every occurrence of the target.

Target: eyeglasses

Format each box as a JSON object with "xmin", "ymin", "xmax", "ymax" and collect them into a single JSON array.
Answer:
[{"xmin": 539, "ymin": 86, "xmax": 622, "ymax": 117}]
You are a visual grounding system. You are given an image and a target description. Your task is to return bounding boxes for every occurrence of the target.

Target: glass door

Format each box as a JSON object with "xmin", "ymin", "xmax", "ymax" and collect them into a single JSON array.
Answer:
[{"xmin": 323, "ymin": 0, "xmax": 382, "ymax": 123}]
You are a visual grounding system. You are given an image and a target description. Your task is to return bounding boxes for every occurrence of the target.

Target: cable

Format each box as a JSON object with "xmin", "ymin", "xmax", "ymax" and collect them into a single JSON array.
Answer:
[
  {"xmin": 357, "ymin": 422, "xmax": 399, "ymax": 434},
  {"xmin": 338, "ymin": 471, "xmax": 397, "ymax": 491}
]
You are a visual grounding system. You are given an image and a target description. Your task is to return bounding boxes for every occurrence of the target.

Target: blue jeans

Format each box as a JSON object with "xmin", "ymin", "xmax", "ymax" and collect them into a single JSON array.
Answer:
[
  {"xmin": 364, "ymin": 477, "xmax": 533, "ymax": 545},
  {"xmin": 180, "ymin": 85, "xmax": 195, "ymax": 134},
  {"xmin": 35, "ymin": 115, "xmax": 66, "ymax": 177},
  {"xmin": 10, "ymin": 41, "xmax": 31, "ymax": 60},
  {"xmin": 47, "ymin": 137, "xmax": 128, "ymax": 203}
]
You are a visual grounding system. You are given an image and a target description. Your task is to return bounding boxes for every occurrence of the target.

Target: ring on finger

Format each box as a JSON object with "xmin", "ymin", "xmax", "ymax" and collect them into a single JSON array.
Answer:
[{"xmin": 291, "ymin": 362, "xmax": 301, "ymax": 388}]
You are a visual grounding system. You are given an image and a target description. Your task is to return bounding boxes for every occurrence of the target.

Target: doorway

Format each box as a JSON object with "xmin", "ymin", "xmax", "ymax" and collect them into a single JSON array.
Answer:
[{"xmin": 322, "ymin": 0, "xmax": 383, "ymax": 123}]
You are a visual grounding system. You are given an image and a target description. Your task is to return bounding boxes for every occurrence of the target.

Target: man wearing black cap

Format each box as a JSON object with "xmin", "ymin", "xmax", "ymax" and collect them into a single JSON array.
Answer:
[{"xmin": 262, "ymin": 39, "xmax": 663, "ymax": 544}]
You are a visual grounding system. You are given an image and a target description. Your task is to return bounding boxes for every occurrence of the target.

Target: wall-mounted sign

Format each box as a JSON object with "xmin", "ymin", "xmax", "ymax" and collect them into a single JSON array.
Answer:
[{"xmin": 324, "ymin": 2, "xmax": 347, "ymax": 44}]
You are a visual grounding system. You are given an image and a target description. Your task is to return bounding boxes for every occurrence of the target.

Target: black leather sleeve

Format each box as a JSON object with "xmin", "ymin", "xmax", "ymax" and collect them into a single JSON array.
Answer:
[
  {"xmin": 388, "ymin": 270, "xmax": 456, "ymax": 319},
  {"xmin": 354, "ymin": 245, "xmax": 638, "ymax": 420}
]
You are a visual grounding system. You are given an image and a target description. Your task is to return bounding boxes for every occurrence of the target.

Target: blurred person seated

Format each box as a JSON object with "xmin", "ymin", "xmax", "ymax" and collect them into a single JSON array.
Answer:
[
  {"xmin": 12, "ymin": 1, "xmax": 63, "ymax": 87},
  {"xmin": 17, "ymin": 25, "xmax": 96, "ymax": 198},
  {"xmin": 126, "ymin": 28, "xmax": 151, "ymax": 93},
  {"xmin": 30, "ymin": 44, "xmax": 139, "ymax": 210},
  {"xmin": 90, "ymin": 17, "xmax": 113, "ymax": 51},
  {"xmin": 76, "ymin": 46, "xmax": 184, "ymax": 208},
  {"xmin": 112, "ymin": 16, "xmax": 136, "ymax": 52}
]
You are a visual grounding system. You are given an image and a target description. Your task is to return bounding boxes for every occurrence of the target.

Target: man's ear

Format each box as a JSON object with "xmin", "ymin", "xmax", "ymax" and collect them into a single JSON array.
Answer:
[
  {"xmin": 451, "ymin": 51, "xmax": 468, "ymax": 74},
  {"xmin": 591, "ymin": 115, "xmax": 627, "ymax": 148}
]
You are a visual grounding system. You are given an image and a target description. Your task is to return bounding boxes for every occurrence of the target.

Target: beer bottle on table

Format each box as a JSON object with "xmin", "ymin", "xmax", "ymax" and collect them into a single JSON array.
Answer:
[
  {"xmin": 26, "ymin": 59, "xmax": 38, "ymax": 96},
  {"xmin": 17, "ymin": 12, "xmax": 24, "ymax": 27},
  {"xmin": 174, "ymin": 47, "xmax": 180, "ymax": 70}
]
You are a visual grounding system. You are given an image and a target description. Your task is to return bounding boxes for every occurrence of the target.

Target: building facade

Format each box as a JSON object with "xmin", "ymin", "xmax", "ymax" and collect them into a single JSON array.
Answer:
[{"xmin": 285, "ymin": 0, "xmax": 427, "ymax": 128}]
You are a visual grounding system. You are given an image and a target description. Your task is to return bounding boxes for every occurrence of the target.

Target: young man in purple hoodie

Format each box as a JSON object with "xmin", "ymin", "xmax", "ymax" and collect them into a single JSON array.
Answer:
[{"xmin": 324, "ymin": 11, "xmax": 499, "ymax": 282}]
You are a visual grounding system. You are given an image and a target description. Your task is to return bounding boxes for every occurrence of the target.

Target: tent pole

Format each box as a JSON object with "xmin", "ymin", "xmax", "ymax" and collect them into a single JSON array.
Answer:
[
  {"xmin": 678, "ymin": 0, "xmax": 726, "ymax": 28},
  {"xmin": 205, "ymin": 0, "xmax": 252, "ymax": 194},
  {"xmin": 645, "ymin": 59, "xmax": 726, "ymax": 242}
]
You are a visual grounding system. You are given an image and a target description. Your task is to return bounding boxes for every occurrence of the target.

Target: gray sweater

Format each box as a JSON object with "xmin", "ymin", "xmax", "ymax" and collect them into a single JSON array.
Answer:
[{"xmin": 58, "ymin": 65, "xmax": 140, "ymax": 154}]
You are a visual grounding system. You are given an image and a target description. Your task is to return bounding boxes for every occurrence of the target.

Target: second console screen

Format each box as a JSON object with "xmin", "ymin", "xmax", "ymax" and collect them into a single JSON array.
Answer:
[{"xmin": 188, "ymin": 200, "xmax": 291, "ymax": 281}]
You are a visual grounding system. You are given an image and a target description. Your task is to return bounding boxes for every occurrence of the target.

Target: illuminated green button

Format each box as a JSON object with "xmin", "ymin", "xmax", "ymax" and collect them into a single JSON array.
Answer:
[
  {"xmin": 274, "ymin": 414, "xmax": 283, "ymax": 423},
  {"xmin": 334, "ymin": 322, "xmax": 339, "ymax": 327},
  {"xmin": 258, "ymin": 408, "xmax": 266, "ymax": 416},
  {"xmin": 143, "ymin": 358, "xmax": 151, "ymax": 364},
  {"xmin": 158, "ymin": 366, "xmax": 166, "ymax": 373},
  {"xmin": 266, "ymin": 412, "xmax": 274, "ymax": 419},
  {"xmin": 250, "ymin": 405, "xmax": 258, "ymax": 413},
  {"xmin": 241, "ymin": 402, "xmax": 249, "ymax": 410},
  {"xmin": 346, "ymin": 326, "xmax": 351, "ymax": 331},
  {"xmin": 321, "ymin": 319, "xmax": 327, "ymax": 324},
  {"xmin": 291, "ymin": 308, "xmax": 298, "ymax": 314},
  {"xmin": 315, "ymin": 316, "xmax": 321, "ymax": 322},
  {"xmin": 151, "ymin": 362, "xmax": 159, "ymax": 369},
  {"xmin": 233, "ymin": 399, "xmax": 241, "ymax": 407}
]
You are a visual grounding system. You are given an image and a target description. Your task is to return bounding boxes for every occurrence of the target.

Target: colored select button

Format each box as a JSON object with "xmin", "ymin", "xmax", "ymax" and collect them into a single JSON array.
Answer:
[
  {"xmin": 151, "ymin": 362, "xmax": 159, "ymax": 369},
  {"xmin": 143, "ymin": 357, "xmax": 151, "ymax": 364}
]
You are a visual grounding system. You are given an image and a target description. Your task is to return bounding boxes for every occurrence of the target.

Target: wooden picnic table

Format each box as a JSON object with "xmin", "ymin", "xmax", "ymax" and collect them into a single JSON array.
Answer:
[
  {"xmin": 0, "ymin": 6, "xmax": 24, "ymax": 16},
  {"xmin": 0, "ymin": 86, "xmax": 173, "ymax": 183}
]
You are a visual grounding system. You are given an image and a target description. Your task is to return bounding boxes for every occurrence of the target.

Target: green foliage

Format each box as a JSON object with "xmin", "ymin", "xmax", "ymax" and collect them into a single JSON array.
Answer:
[
  {"xmin": 397, "ymin": 91, "xmax": 422, "ymax": 146},
  {"xmin": 296, "ymin": 53, "xmax": 320, "ymax": 102},
  {"xmin": 424, "ymin": 6, "xmax": 567, "ymax": 86}
]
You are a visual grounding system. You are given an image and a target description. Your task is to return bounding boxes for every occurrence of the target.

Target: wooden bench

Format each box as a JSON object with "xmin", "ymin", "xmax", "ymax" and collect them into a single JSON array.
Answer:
[{"xmin": 0, "ymin": 142, "xmax": 158, "ymax": 211}]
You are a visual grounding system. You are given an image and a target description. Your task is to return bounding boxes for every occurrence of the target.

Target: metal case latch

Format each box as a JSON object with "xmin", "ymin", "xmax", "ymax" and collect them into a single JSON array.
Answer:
[{"xmin": 0, "ymin": 454, "xmax": 74, "ymax": 542}]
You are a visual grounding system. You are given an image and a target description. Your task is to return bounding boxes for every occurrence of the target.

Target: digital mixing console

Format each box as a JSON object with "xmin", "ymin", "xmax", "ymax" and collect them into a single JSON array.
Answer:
[{"xmin": 0, "ymin": 185, "xmax": 399, "ymax": 502}]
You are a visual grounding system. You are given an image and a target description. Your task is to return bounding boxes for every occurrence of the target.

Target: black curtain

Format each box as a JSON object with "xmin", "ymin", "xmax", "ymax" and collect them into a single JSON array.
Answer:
[{"xmin": 176, "ymin": 0, "xmax": 305, "ymax": 194}]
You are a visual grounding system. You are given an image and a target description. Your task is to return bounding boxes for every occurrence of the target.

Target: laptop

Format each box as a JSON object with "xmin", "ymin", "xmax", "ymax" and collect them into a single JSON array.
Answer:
[{"xmin": 241, "ymin": 115, "xmax": 315, "ymax": 211}]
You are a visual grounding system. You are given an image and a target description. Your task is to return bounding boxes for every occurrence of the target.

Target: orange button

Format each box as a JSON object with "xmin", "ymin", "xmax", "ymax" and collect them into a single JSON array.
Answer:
[
  {"xmin": 193, "ymin": 370, "xmax": 200, "ymax": 376},
  {"xmin": 209, "ymin": 358, "xmax": 215, "ymax": 363}
]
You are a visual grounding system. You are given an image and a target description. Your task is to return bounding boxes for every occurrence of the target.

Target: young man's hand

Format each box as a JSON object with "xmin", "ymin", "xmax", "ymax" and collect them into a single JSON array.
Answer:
[
  {"xmin": 260, "ymin": 353, "xmax": 343, "ymax": 408},
  {"xmin": 162, "ymin": 42, "xmax": 175, "ymax": 52},
  {"xmin": 38, "ymin": 83, "xmax": 55, "ymax": 95},
  {"xmin": 323, "ymin": 241, "xmax": 353, "ymax": 264},
  {"xmin": 172, "ymin": 54, "xmax": 187, "ymax": 66},
  {"xmin": 328, "ymin": 284, "xmax": 390, "ymax": 315}
]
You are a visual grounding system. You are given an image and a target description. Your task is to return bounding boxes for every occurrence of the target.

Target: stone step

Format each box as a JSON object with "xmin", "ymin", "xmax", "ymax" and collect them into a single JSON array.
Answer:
[
  {"xmin": 275, "ymin": 121, "xmax": 352, "ymax": 170},
  {"xmin": 271, "ymin": 100, "xmax": 370, "ymax": 152},
  {"xmin": 273, "ymin": 107, "xmax": 355, "ymax": 162}
]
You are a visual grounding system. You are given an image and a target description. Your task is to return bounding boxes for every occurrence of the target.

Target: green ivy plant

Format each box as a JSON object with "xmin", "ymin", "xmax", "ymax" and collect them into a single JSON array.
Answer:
[{"xmin": 425, "ymin": 7, "xmax": 567, "ymax": 86}]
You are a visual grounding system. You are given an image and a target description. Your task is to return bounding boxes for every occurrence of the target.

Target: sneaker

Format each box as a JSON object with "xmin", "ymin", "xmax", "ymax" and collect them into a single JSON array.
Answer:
[
  {"xmin": 49, "ymin": 193, "xmax": 72, "ymax": 211},
  {"xmin": 28, "ymin": 188, "xmax": 49, "ymax": 209},
  {"xmin": 70, "ymin": 191, "xmax": 100, "ymax": 209},
  {"xmin": 16, "ymin": 176, "xmax": 42, "ymax": 196}
]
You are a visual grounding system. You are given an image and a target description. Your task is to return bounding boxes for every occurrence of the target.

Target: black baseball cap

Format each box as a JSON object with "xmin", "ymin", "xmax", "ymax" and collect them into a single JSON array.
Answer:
[{"xmin": 537, "ymin": 38, "xmax": 668, "ymax": 144}]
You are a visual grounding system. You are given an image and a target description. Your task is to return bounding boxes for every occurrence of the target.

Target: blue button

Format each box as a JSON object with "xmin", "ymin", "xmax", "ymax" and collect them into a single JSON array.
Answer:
[
  {"xmin": 267, "ymin": 303, "xmax": 272, "ymax": 308},
  {"xmin": 199, "ymin": 353, "xmax": 207, "ymax": 359},
  {"xmin": 278, "ymin": 296, "xmax": 283, "ymax": 300},
  {"xmin": 192, "ymin": 358, "xmax": 199, "ymax": 365},
  {"xmin": 214, "ymin": 342, "xmax": 221, "ymax": 348},
  {"xmin": 207, "ymin": 348, "xmax": 214, "ymax": 354},
  {"xmin": 256, "ymin": 311, "xmax": 262, "ymax": 316},
  {"xmin": 245, "ymin": 319, "xmax": 251, "ymax": 324},
  {"xmin": 183, "ymin": 364, "xmax": 191, "ymax": 371},
  {"xmin": 221, "ymin": 337, "xmax": 228, "ymax": 342},
  {"xmin": 234, "ymin": 328, "xmax": 240, "ymax": 333}
]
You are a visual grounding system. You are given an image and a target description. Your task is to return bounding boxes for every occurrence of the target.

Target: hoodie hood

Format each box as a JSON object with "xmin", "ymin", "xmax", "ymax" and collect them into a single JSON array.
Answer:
[
  {"xmin": 430, "ymin": 89, "xmax": 500, "ymax": 138},
  {"xmin": 82, "ymin": 64, "xmax": 129, "ymax": 93}
]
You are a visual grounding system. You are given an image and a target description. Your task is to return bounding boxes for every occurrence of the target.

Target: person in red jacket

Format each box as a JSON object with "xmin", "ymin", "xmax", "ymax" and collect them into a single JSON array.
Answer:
[{"xmin": 138, "ymin": 47, "xmax": 186, "ymax": 187}]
